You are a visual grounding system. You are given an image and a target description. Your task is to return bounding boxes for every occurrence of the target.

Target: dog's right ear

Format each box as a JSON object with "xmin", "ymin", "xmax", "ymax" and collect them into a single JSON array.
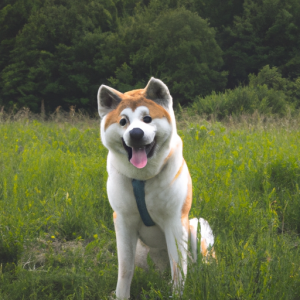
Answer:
[{"xmin": 97, "ymin": 85, "xmax": 122, "ymax": 118}]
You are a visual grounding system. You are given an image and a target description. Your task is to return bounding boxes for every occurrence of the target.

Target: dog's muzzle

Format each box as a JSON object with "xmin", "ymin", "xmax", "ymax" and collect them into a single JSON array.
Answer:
[{"xmin": 122, "ymin": 129, "xmax": 156, "ymax": 169}]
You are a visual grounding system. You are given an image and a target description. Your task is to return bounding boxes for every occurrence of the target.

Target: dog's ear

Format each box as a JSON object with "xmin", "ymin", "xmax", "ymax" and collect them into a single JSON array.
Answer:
[
  {"xmin": 97, "ymin": 85, "xmax": 122, "ymax": 118},
  {"xmin": 144, "ymin": 77, "xmax": 172, "ymax": 108}
]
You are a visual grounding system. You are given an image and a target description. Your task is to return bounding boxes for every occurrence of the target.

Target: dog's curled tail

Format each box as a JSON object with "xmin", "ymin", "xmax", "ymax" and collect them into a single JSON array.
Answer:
[{"xmin": 189, "ymin": 218, "xmax": 216, "ymax": 262}]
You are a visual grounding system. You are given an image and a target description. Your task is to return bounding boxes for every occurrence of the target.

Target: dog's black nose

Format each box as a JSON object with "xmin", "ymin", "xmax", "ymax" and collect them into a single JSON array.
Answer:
[{"xmin": 130, "ymin": 128, "xmax": 144, "ymax": 140}]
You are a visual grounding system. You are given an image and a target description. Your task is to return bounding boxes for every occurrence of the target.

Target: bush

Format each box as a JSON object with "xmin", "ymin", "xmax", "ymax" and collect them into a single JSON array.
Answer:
[
  {"xmin": 191, "ymin": 84, "xmax": 287, "ymax": 119},
  {"xmin": 249, "ymin": 65, "xmax": 300, "ymax": 108},
  {"xmin": 249, "ymin": 65, "xmax": 288, "ymax": 91}
]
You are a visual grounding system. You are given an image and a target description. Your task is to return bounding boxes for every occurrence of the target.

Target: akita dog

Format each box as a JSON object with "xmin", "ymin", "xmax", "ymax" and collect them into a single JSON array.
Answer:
[{"xmin": 97, "ymin": 78, "xmax": 214, "ymax": 299}]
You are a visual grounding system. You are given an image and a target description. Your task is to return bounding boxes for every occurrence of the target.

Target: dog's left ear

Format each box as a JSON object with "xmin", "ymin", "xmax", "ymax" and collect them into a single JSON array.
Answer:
[
  {"xmin": 144, "ymin": 77, "xmax": 172, "ymax": 109},
  {"xmin": 97, "ymin": 85, "xmax": 122, "ymax": 118}
]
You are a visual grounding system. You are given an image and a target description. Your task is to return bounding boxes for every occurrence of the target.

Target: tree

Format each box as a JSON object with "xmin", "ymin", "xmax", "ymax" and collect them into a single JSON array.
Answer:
[
  {"xmin": 104, "ymin": 7, "xmax": 227, "ymax": 105},
  {"xmin": 0, "ymin": 0, "xmax": 43, "ymax": 72},
  {"xmin": 0, "ymin": 0, "xmax": 44, "ymax": 108},
  {"xmin": 1, "ymin": 0, "xmax": 118, "ymax": 112},
  {"xmin": 220, "ymin": 0, "xmax": 300, "ymax": 88},
  {"xmin": 195, "ymin": 0, "xmax": 245, "ymax": 30}
]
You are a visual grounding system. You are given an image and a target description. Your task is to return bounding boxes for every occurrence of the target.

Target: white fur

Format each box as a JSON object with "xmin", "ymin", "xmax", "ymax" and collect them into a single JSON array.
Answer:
[
  {"xmin": 200, "ymin": 218, "xmax": 215, "ymax": 249},
  {"xmin": 98, "ymin": 78, "xmax": 215, "ymax": 299},
  {"xmin": 190, "ymin": 217, "xmax": 215, "ymax": 262}
]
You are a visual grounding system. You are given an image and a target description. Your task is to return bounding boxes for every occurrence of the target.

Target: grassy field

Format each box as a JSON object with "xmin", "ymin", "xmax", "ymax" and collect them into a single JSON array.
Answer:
[{"xmin": 0, "ymin": 112, "xmax": 300, "ymax": 299}]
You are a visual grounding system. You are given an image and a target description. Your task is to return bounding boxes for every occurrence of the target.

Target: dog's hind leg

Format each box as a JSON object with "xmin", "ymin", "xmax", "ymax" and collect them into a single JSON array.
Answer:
[
  {"xmin": 135, "ymin": 239, "xmax": 169, "ymax": 272},
  {"xmin": 135, "ymin": 239, "xmax": 150, "ymax": 270}
]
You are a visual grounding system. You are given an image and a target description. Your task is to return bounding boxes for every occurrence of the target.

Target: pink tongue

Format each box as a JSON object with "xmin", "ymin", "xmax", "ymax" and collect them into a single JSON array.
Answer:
[{"xmin": 130, "ymin": 147, "xmax": 147, "ymax": 168}]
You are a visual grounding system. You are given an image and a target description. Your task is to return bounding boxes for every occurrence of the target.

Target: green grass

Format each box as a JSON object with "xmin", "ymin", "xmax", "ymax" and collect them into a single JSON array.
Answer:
[{"xmin": 0, "ymin": 115, "xmax": 299, "ymax": 299}]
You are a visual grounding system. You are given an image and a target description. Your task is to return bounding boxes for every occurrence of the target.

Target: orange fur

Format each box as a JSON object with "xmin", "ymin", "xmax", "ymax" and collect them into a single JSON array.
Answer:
[
  {"xmin": 104, "ymin": 90, "xmax": 171, "ymax": 130},
  {"xmin": 201, "ymin": 240, "xmax": 216, "ymax": 259},
  {"xmin": 164, "ymin": 147, "xmax": 175, "ymax": 165},
  {"xmin": 201, "ymin": 239, "xmax": 208, "ymax": 257},
  {"xmin": 163, "ymin": 141, "xmax": 181, "ymax": 165},
  {"xmin": 113, "ymin": 212, "xmax": 117, "ymax": 219},
  {"xmin": 211, "ymin": 247, "xmax": 216, "ymax": 259},
  {"xmin": 172, "ymin": 160, "xmax": 185, "ymax": 184},
  {"xmin": 172, "ymin": 260, "xmax": 178, "ymax": 284},
  {"xmin": 181, "ymin": 171, "xmax": 192, "ymax": 232},
  {"xmin": 181, "ymin": 216, "xmax": 189, "ymax": 234}
]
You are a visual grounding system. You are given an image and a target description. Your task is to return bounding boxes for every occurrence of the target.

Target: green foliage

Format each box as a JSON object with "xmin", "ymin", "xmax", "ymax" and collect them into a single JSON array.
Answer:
[
  {"xmin": 185, "ymin": 233, "xmax": 299, "ymax": 299},
  {"xmin": 0, "ymin": 2, "xmax": 228, "ymax": 111},
  {"xmin": 182, "ymin": 120, "xmax": 300, "ymax": 298},
  {"xmin": 249, "ymin": 65, "xmax": 300, "ymax": 108},
  {"xmin": 105, "ymin": 6, "xmax": 227, "ymax": 105},
  {"xmin": 1, "ymin": 0, "xmax": 119, "ymax": 112},
  {"xmin": 0, "ymin": 117, "xmax": 299, "ymax": 299},
  {"xmin": 221, "ymin": 0, "xmax": 300, "ymax": 88},
  {"xmin": 107, "ymin": 63, "xmax": 144, "ymax": 92},
  {"xmin": 1, "ymin": 0, "xmax": 300, "ymax": 110},
  {"xmin": 195, "ymin": 0, "xmax": 244, "ymax": 29},
  {"xmin": 0, "ymin": 120, "xmax": 110, "ymax": 264},
  {"xmin": 249, "ymin": 65, "xmax": 289, "ymax": 91},
  {"xmin": 191, "ymin": 84, "xmax": 287, "ymax": 119},
  {"xmin": 0, "ymin": 0, "xmax": 43, "ymax": 74}
]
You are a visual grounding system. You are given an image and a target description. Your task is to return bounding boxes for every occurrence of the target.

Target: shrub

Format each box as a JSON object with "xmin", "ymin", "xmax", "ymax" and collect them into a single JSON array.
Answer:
[
  {"xmin": 249, "ymin": 65, "xmax": 300, "ymax": 108},
  {"xmin": 191, "ymin": 84, "xmax": 287, "ymax": 119},
  {"xmin": 249, "ymin": 65, "xmax": 288, "ymax": 91}
]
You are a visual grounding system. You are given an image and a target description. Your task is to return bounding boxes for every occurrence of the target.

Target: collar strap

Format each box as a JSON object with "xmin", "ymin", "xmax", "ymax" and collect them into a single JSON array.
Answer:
[{"xmin": 132, "ymin": 179, "xmax": 155, "ymax": 227}]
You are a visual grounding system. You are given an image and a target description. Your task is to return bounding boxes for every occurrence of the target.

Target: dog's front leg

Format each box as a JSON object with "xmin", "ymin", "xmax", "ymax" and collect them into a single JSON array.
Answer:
[{"xmin": 114, "ymin": 214, "xmax": 138, "ymax": 299}]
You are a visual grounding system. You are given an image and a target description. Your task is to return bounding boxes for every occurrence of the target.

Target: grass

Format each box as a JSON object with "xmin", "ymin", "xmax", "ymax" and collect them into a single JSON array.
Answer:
[{"xmin": 0, "ymin": 111, "xmax": 299, "ymax": 299}]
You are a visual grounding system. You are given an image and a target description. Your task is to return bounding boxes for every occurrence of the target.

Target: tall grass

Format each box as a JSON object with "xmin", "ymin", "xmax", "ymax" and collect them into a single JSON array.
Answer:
[
  {"xmin": 182, "ymin": 117, "xmax": 300, "ymax": 299},
  {"xmin": 0, "ymin": 113, "xmax": 299, "ymax": 299}
]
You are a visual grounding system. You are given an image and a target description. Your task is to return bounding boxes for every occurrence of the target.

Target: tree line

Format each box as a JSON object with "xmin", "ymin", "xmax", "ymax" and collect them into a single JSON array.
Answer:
[{"xmin": 0, "ymin": 0, "xmax": 299, "ymax": 113}]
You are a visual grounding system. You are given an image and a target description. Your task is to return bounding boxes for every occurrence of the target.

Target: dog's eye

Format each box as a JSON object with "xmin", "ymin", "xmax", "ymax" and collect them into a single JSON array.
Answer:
[
  {"xmin": 119, "ymin": 118, "xmax": 127, "ymax": 126},
  {"xmin": 143, "ymin": 116, "xmax": 152, "ymax": 123}
]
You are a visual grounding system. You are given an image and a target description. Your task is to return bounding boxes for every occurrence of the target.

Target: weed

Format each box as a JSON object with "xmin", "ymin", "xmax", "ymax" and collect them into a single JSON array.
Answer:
[{"xmin": 0, "ymin": 114, "xmax": 299, "ymax": 299}]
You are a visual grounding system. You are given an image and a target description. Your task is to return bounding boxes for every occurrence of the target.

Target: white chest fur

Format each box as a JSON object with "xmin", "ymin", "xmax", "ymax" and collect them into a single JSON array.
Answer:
[{"xmin": 106, "ymin": 134, "xmax": 187, "ymax": 227}]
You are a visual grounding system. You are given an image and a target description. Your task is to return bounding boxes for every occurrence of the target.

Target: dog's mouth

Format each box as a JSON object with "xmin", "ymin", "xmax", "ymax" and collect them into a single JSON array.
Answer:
[{"xmin": 122, "ymin": 138, "xmax": 156, "ymax": 169}]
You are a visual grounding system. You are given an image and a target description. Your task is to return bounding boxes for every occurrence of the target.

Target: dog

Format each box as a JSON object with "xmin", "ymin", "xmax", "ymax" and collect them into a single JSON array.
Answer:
[{"xmin": 97, "ymin": 78, "xmax": 214, "ymax": 299}]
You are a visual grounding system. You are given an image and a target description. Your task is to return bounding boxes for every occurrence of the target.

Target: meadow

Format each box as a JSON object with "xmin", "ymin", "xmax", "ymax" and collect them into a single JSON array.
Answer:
[{"xmin": 0, "ymin": 111, "xmax": 299, "ymax": 299}]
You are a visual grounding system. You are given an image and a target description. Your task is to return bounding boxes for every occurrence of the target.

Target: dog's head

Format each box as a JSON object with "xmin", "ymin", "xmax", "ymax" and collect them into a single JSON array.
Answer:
[{"xmin": 97, "ymin": 78, "xmax": 175, "ymax": 171}]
